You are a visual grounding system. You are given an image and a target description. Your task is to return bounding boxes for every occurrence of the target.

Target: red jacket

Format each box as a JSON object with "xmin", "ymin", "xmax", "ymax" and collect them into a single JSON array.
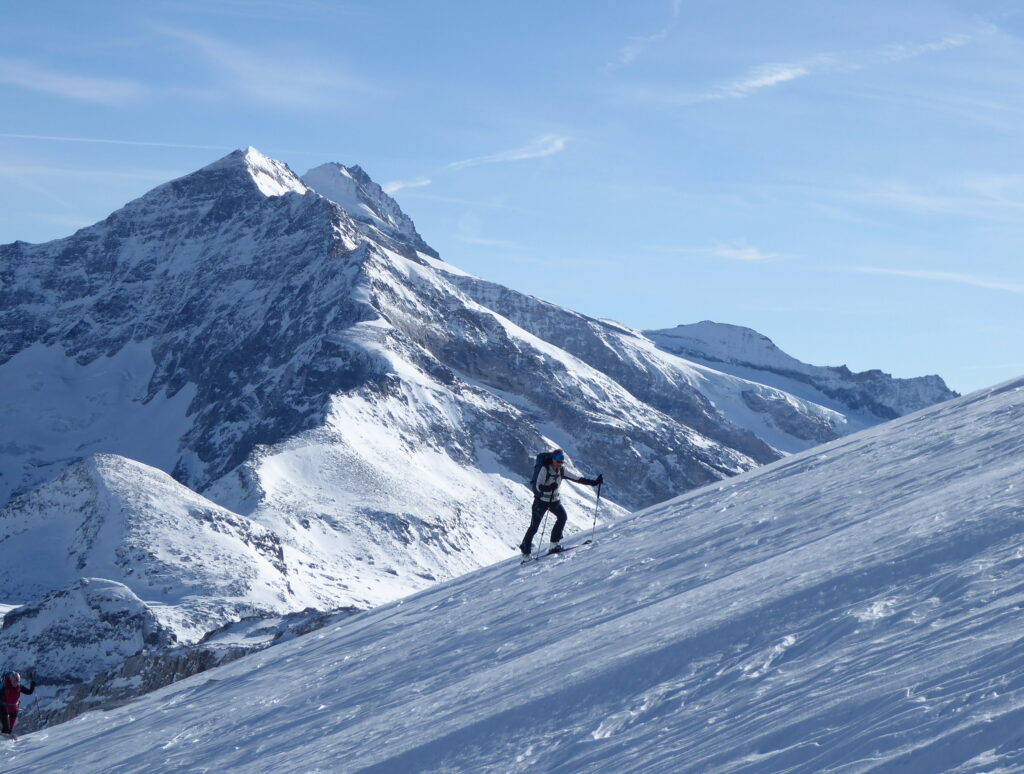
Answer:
[{"xmin": 2, "ymin": 676, "xmax": 33, "ymax": 714}]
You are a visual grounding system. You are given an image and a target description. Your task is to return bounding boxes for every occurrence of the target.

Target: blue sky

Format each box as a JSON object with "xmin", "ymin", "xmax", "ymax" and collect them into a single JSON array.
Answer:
[{"xmin": 2, "ymin": 0, "xmax": 1022, "ymax": 394}]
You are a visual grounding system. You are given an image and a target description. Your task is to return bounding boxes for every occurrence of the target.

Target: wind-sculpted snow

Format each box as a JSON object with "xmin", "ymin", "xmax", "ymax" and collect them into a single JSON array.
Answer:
[{"xmin": 5, "ymin": 377, "xmax": 1023, "ymax": 772}]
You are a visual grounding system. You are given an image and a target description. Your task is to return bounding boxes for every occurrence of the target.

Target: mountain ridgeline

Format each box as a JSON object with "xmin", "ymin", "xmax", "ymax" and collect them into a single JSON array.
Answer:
[{"xmin": 0, "ymin": 147, "xmax": 957, "ymax": 729}]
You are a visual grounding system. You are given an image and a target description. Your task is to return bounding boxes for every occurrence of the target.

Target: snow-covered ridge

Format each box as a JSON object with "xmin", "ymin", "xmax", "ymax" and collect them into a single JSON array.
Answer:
[
  {"xmin": 301, "ymin": 162, "xmax": 431, "ymax": 251},
  {"xmin": 0, "ymin": 454, "xmax": 293, "ymax": 632},
  {"xmin": 647, "ymin": 321, "xmax": 957, "ymax": 419},
  {"xmin": 6, "ymin": 376, "xmax": 1023, "ymax": 772},
  {"xmin": 236, "ymin": 146, "xmax": 309, "ymax": 198}
]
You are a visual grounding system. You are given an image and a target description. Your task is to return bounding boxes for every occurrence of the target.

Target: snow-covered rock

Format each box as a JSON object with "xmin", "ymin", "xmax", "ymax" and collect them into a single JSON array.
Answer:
[
  {"xmin": 11, "ymin": 606, "xmax": 356, "ymax": 734},
  {"xmin": 301, "ymin": 162, "xmax": 434, "ymax": 255},
  {"xmin": 0, "ymin": 148, "xmax": 954, "ymax": 521},
  {"xmin": 0, "ymin": 453, "xmax": 292, "ymax": 637},
  {"xmin": 0, "ymin": 453, "xmax": 304, "ymax": 724},
  {"xmin": 0, "ymin": 578, "xmax": 174, "ymax": 684},
  {"xmin": 4, "ymin": 375, "xmax": 1022, "ymax": 772}
]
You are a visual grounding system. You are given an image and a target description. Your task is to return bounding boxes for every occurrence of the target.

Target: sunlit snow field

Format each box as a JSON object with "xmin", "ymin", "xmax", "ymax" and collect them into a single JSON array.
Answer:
[{"xmin": 5, "ymin": 378, "xmax": 1024, "ymax": 773}]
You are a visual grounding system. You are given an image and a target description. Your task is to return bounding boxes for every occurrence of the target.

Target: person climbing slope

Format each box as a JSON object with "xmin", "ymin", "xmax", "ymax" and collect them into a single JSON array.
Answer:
[
  {"xmin": 1, "ymin": 671, "xmax": 35, "ymax": 736},
  {"xmin": 519, "ymin": 448, "xmax": 602, "ymax": 557}
]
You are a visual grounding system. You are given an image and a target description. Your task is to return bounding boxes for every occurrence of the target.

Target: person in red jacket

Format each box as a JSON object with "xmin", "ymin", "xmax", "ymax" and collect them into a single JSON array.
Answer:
[{"xmin": 1, "ymin": 671, "xmax": 35, "ymax": 735}]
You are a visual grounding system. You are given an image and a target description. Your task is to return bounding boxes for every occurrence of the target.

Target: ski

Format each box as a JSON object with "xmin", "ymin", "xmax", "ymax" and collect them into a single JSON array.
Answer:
[{"xmin": 519, "ymin": 540, "xmax": 592, "ymax": 564}]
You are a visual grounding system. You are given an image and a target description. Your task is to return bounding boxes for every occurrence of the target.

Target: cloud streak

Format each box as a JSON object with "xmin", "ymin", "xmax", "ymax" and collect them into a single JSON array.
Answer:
[
  {"xmin": 853, "ymin": 267, "xmax": 1024, "ymax": 293},
  {"xmin": 660, "ymin": 241, "xmax": 782, "ymax": 262},
  {"xmin": 879, "ymin": 32, "xmax": 974, "ymax": 63},
  {"xmin": 701, "ymin": 62, "xmax": 814, "ymax": 101},
  {"xmin": 625, "ymin": 27, "xmax": 990, "ymax": 107},
  {"xmin": 0, "ymin": 133, "xmax": 229, "ymax": 150},
  {"xmin": 787, "ymin": 174, "xmax": 1024, "ymax": 223},
  {"xmin": 604, "ymin": 0, "xmax": 683, "ymax": 71},
  {"xmin": 382, "ymin": 177, "xmax": 431, "ymax": 195},
  {"xmin": 0, "ymin": 59, "xmax": 145, "ymax": 105},
  {"xmin": 448, "ymin": 134, "xmax": 568, "ymax": 170}
]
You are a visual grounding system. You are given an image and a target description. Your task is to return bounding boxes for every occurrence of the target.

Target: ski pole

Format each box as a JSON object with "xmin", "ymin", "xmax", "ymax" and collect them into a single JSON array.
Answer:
[
  {"xmin": 535, "ymin": 508, "xmax": 550, "ymax": 560},
  {"xmin": 586, "ymin": 480, "xmax": 602, "ymax": 545},
  {"xmin": 24, "ymin": 668, "xmax": 36, "ymax": 731}
]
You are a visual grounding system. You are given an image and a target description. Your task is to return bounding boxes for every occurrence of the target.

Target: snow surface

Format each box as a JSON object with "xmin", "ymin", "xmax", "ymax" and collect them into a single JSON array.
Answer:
[{"xmin": 5, "ymin": 376, "xmax": 1023, "ymax": 773}]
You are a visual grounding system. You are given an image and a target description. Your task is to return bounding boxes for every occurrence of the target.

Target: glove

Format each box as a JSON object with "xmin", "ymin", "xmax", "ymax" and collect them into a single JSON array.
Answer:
[{"xmin": 595, "ymin": 474, "xmax": 603, "ymax": 486}]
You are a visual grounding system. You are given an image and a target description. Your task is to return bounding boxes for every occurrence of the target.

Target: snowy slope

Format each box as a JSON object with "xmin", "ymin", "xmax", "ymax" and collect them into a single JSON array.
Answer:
[
  {"xmin": 0, "ymin": 454, "xmax": 293, "ymax": 632},
  {"xmin": 6, "ymin": 376, "xmax": 1023, "ymax": 773},
  {"xmin": 441, "ymin": 274, "xmax": 883, "ymax": 454}
]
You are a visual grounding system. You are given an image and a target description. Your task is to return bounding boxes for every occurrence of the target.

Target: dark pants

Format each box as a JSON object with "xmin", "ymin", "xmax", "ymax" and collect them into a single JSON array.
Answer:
[
  {"xmin": 522, "ymin": 498, "xmax": 568, "ymax": 548},
  {"xmin": 1, "ymin": 708, "xmax": 15, "ymax": 734}
]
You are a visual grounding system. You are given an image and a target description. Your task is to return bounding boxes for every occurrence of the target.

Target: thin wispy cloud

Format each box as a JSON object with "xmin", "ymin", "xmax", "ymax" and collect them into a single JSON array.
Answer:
[
  {"xmin": 449, "ymin": 134, "xmax": 568, "ymax": 170},
  {"xmin": 382, "ymin": 177, "xmax": 431, "ymax": 195},
  {"xmin": 703, "ymin": 62, "xmax": 814, "ymax": 101},
  {"xmin": 853, "ymin": 267, "xmax": 1024, "ymax": 293},
  {"xmin": 0, "ymin": 59, "xmax": 145, "ymax": 105},
  {"xmin": 0, "ymin": 133, "xmax": 229, "ymax": 151},
  {"xmin": 795, "ymin": 174, "xmax": 1024, "ymax": 222},
  {"xmin": 660, "ymin": 241, "xmax": 782, "ymax": 262},
  {"xmin": 879, "ymin": 32, "xmax": 974, "ymax": 63},
  {"xmin": 604, "ymin": 0, "xmax": 683, "ymax": 71},
  {"xmin": 624, "ymin": 27, "xmax": 990, "ymax": 107},
  {"xmin": 151, "ymin": 0, "xmax": 357, "ymax": 23},
  {"xmin": 453, "ymin": 213, "xmax": 520, "ymax": 249},
  {"xmin": 456, "ymin": 234, "xmax": 520, "ymax": 248},
  {"xmin": 156, "ymin": 25, "xmax": 380, "ymax": 110},
  {"xmin": 617, "ymin": 59, "xmax": 821, "ymax": 106},
  {"xmin": 0, "ymin": 164, "xmax": 180, "ymax": 182}
]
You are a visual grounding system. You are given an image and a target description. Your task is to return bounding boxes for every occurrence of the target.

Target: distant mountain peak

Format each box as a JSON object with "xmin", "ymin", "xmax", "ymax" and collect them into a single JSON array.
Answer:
[
  {"xmin": 646, "ymin": 320, "xmax": 958, "ymax": 420},
  {"xmin": 648, "ymin": 321, "xmax": 808, "ymax": 373}
]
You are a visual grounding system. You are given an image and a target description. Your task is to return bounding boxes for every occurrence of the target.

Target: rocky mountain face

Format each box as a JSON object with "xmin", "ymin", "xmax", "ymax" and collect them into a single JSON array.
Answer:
[{"xmin": 0, "ymin": 147, "xmax": 957, "ymax": 729}]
